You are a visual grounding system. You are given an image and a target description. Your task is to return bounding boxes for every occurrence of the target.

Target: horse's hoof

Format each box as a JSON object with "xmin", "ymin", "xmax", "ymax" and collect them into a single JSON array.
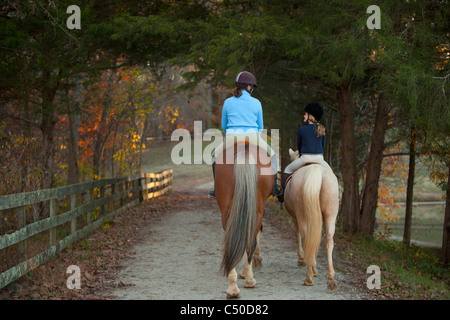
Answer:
[
  {"xmin": 327, "ymin": 280, "xmax": 338, "ymax": 292},
  {"xmin": 237, "ymin": 273, "xmax": 245, "ymax": 279},
  {"xmin": 298, "ymin": 260, "xmax": 306, "ymax": 267},
  {"xmin": 244, "ymin": 280, "xmax": 258, "ymax": 288},
  {"xmin": 226, "ymin": 289, "xmax": 240, "ymax": 299},
  {"xmin": 303, "ymin": 279, "xmax": 314, "ymax": 286},
  {"xmin": 252, "ymin": 256, "xmax": 263, "ymax": 269}
]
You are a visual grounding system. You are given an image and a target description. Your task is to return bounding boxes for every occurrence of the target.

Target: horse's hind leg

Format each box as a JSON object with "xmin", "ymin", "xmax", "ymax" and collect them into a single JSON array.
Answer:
[
  {"xmin": 294, "ymin": 217, "xmax": 306, "ymax": 266},
  {"xmin": 303, "ymin": 255, "xmax": 319, "ymax": 286},
  {"xmin": 304, "ymin": 265, "xmax": 315, "ymax": 286},
  {"xmin": 312, "ymin": 257, "xmax": 318, "ymax": 276},
  {"xmin": 325, "ymin": 218, "xmax": 337, "ymax": 292},
  {"xmin": 239, "ymin": 231, "xmax": 261, "ymax": 278},
  {"xmin": 226, "ymin": 268, "xmax": 240, "ymax": 298},
  {"xmin": 302, "ymin": 221, "xmax": 318, "ymax": 286},
  {"xmin": 252, "ymin": 230, "xmax": 263, "ymax": 269},
  {"xmin": 242, "ymin": 252, "xmax": 257, "ymax": 288}
]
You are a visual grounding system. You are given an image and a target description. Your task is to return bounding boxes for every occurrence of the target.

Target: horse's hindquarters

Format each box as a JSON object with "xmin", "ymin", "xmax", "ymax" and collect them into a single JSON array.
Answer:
[
  {"xmin": 214, "ymin": 144, "xmax": 274, "ymax": 298},
  {"xmin": 283, "ymin": 165, "xmax": 339, "ymax": 291}
]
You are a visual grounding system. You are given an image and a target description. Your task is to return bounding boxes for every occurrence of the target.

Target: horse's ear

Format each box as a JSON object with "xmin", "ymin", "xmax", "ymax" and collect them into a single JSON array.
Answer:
[{"xmin": 289, "ymin": 148, "xmax": 294, "ymax": 155}]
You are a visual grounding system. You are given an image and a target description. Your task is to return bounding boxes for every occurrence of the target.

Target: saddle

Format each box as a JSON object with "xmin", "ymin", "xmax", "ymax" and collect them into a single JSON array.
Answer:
[
  {"xmin": 283, "ymin": 162, "xmax": 317, "ymax": 189},
  {"xmin": 219, "ymin": 140, "xmax": 271, "ymax": 164}
]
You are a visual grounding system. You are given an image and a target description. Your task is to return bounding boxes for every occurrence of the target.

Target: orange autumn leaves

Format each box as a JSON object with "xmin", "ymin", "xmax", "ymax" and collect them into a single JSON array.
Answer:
[
  {"xmin": 58, "ymin": 66, "xmax": 179, "ymax": 179},
  {"xmin": 376, "ymin": 144, "xmax": 408, "ymax": 238}
]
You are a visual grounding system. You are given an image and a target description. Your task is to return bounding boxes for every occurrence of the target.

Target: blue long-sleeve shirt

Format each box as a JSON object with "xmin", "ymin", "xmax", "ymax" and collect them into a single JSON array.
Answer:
[
  {"xmin": 297, "ymin": 124, "xmax": 325, "ymax": 155},
  {"xmin": 221, "ymin": 90, "xmax": 263, "ymax": 134}
]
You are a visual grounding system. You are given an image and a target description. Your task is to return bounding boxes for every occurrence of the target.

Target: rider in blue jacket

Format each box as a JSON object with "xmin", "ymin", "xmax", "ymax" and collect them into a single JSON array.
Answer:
[{"xmin": 209, "ymin": 71, "xmax": 280, "ymax": 198}]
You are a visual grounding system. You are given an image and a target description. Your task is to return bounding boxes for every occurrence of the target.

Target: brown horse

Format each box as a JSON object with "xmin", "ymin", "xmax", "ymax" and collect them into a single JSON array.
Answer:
[
  {"xmin": 284, "ymin": 149, "xmax": 339, "ymax": 292},
  {"xmin": 215, "ymin": 142, "xmax": 274, "ymax": 298}
]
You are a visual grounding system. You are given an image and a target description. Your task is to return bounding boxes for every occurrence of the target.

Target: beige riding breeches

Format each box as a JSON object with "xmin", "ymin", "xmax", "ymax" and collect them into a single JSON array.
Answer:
[
  {"xmin": 213, "ymin": 133, "xmax": 278, "ymax": 175},
  {"xmin": 284, "ymin": 154, "xmax": 333, "ymax": 174}
]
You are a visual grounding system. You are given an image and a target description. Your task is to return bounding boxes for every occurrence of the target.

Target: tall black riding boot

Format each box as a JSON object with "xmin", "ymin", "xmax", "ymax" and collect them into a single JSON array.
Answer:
[
  {"xmin": 271, "ymin": 173, "xmax": 282, "ymax": 197},
  {"xmin": 276, "ymin": 172, "xmax": 290, "ymax": 203},
  {"xmin": 208, "ymin": 161, "xmax": 216, "ymax": 198}
]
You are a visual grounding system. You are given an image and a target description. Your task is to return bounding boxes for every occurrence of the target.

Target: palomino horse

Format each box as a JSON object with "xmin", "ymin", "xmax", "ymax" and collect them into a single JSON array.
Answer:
[
  {"xmin": 215, "ymin": 142, "xmax": 274, "ymax": 298},
  {"xmin": 284, "ymin": 149, "xmax": 339, "ymax": 292}
]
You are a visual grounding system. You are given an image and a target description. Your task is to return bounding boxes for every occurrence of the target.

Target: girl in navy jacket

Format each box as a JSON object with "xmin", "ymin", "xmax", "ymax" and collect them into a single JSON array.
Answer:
[{"xmin": 277, "ymin": 103, "xmax": 333, "ymax": 202}]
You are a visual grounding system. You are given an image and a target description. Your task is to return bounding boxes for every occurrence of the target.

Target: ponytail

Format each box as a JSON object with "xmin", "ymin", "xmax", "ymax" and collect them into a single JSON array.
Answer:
[
  {"xmin": 316, "ymin": 123, "xmax": 326, "ymax": 137},
  {"xmin": 233, "ymin": 87, "xmax": 243, "ymax": 98},
  {"xmin": 307, "ymin": 114, "xmax": 326, "ymax": 137}
]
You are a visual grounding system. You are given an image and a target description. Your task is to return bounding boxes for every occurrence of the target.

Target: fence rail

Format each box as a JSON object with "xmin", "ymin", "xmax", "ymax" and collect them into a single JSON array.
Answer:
[{"xmin": 0, "ymin": 169, "xmax": 173, "ymax": 289}]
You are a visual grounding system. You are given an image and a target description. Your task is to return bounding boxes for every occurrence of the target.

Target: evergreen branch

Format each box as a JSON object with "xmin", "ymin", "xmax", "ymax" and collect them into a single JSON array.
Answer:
[{"xmin": 35, "ymin": 0, "xmax": 80, "ymax": 47}]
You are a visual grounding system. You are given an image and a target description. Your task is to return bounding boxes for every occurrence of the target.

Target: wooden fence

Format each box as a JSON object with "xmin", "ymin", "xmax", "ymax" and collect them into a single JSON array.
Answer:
[{"xmin": 0, "ymin": 169, "xmax": 173, "ymax": 289}]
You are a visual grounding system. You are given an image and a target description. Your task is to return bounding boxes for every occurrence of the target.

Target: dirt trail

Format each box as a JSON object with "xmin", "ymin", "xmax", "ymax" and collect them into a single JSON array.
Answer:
[{"xmin": 102, "ymin": 176, "xmax": 368, "ymax": 300}]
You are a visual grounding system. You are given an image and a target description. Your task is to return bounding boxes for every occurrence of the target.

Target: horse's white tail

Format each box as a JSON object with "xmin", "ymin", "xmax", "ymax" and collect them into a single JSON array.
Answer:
[
  {"xmin": 303, "ymin": 164, "xmax": 323, "ymax": 268},
  {"xmin": 221, "ymin": 151, "xmax": 258, "ymax": 276}
]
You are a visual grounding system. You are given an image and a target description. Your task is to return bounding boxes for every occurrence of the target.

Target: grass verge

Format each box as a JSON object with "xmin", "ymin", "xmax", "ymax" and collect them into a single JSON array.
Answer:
[
  {"xmin": 337, "ymin": 230, "xmax": 449, "ymax": 299},
  {"xmin": 266, "ymin": 199, "xmax": 450, "ymax": 300}
]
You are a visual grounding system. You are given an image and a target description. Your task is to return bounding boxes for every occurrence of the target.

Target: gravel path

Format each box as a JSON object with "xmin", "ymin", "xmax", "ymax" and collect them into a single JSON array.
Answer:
[{"xmin": 103, "ymin": 181, "xmax": 367, "ymax": 300}]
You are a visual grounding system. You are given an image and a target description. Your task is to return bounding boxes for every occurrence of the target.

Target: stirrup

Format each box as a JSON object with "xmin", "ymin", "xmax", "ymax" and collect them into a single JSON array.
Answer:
[
  {"xmin": 271, "ymin": 187, "xmax": 282, "ymax": 197},
  {"xmin": 276, "ymin": 193, "xmax": 284, "ymax": 203}
]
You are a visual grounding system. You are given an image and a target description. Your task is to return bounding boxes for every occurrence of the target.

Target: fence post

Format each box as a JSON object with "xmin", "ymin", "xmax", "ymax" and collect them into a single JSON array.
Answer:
[
  {"xmin": 87, "ymin": 188, "xmax": 93, "ymax": 224},
  {"xmin": 111, "ymin": 182, "xmax": 116, "ymax": 212},
  {"xmin": 119, "ymin": 182, "xmax": 123, "ymax": 207},
  {"xmin": 168, "ymin": 170, "xmax": 173, "ymax": 188},
  {"xmin": 100, "ymin": 185, "xmax": 105, "ymax": 216},
  {"xmin": 145, "ymin": 175, "xmax": 149, "ymax": 200},
  {"xmin": 49, "ymin": 199, "xmax": 56, "ymax": 246},
  {"xmin": 71, "ymin": 194, "xmax": 77, "ymax": 234},
  {"xmin": 16, "ymin": 206, "xmax": 27, "ymax": 262},
  {"xmin": 139, "ymin": 175, "xmax": 144, "ymax": 203}
]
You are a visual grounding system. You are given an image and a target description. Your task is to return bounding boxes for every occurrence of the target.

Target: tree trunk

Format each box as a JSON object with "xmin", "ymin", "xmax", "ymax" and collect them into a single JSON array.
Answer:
[
  {"xmin": 67, "ymin": 83, "xmax": 83, "ymax": 185},
  {"xmin": 40, "ymin": 103, "xmax": 58, "ymax": 191},
  {"xmin": 138, "ymin": 113, "xmax": 150, "ymax": 172},
  {"xmin": 67, "ymin": 111, "xmax": 80, "ymax": 185},
  {"xmin": 93, "ymin": 71, "xmax": 114, "ymax": 179},
  {"xmin": 337, "ymin": 84, "xmax": 360, "ymax": 232},
  {"xmin": 324, "ymin": 112, "xmax": 333, "ymax": 165},
  {"xmin": 360, "ymin": 94, "xmax": 389, "ymax": 236},
  {"xmin": 40, "ymin": 69, "xmax": 60, "ymax": 192},
  {"xmin": 93, "ymin": 105, "xmax": 108, "ymax": 179},
  {"xmin": 441, "ymin": 165, "xmax": 450, "ymax": 266},
  {"xmin": 36, "ymin": 69, "xmax": 60, "ymax": 219},
  {"xmin": 403, "ymin": 126, "xmax": 416, "ymax": 248}
]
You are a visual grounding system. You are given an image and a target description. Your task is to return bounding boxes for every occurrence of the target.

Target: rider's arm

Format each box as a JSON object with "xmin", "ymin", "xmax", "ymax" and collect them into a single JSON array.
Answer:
[
  {"xmin": 257, "ymin": 103, "xmax": 264, "ymax": 133},
  {"xmin": 221, "ymin": 101, "xmax": 228, "ymax": 132},
  {"xmin": 297, "ymin": 128, "xmax": 302, "ymax": 155}
]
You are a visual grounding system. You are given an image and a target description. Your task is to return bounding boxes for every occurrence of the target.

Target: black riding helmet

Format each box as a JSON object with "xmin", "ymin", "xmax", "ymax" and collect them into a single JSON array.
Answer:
[
  {"xmin": 235, "ymin": 71, "xmax": 258, "ymax": 88},
  {"xmin": 304, "ymin": 103, "xmax": 324, "ymax": 122}
]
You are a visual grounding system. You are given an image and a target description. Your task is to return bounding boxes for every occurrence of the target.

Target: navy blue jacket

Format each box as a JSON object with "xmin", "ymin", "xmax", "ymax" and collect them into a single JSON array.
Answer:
[{"xmin": 297, "ymin": 124, "xmax": 325, "ymax": 155}]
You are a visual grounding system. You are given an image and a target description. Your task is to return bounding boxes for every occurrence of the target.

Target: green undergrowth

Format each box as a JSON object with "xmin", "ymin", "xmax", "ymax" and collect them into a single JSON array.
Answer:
[
  {"xmin": 266, "ymin": 199, "xmax": 450, "ymax": 300},
  {"xmin": 337, "ymin": 231, "xmax": 449, "ymax": 299}
]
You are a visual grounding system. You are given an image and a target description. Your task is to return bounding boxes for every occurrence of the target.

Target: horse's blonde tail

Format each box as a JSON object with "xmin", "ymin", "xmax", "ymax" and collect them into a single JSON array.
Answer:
[
  {"xmin": 303, "ymin": 165, "xmax": 323, "ymax": 268},
  {"xmin": 221, "ymin": 151, "xmax": 258, "ymax": 276}
]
